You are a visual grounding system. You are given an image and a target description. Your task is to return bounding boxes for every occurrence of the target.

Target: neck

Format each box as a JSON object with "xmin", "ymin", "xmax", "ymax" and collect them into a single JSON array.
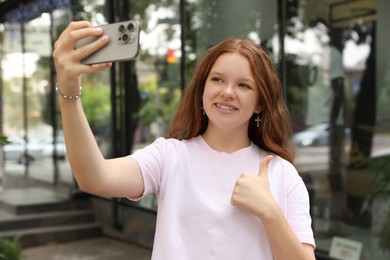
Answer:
[{"xmin": 202, "ymin": 127, "xmax": 251, "ymax": 153}]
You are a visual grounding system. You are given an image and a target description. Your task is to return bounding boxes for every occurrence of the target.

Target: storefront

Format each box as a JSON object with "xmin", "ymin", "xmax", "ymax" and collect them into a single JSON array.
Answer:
[{"xmin": 1, "ymin": 0, "xmax": 389, "ymax": 258}]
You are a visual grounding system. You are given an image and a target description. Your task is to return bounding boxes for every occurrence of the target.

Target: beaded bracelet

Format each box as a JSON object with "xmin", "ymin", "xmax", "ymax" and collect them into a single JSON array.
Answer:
[{"xmin": 55, "ymin": 83, "xmax": 82, "ymax": 99}]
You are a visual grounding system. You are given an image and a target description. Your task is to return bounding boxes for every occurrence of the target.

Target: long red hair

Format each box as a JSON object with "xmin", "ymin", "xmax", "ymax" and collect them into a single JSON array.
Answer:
[{"xmin": 169, "ymin": 38, "xmax": 294, "ymax": 164}]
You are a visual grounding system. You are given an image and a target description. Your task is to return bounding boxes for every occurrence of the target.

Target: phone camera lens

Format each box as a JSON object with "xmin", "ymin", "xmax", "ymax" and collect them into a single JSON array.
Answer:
[
  {"xmin": 122, "ymin": 33, "xmax": 129, "ymax": 42},
  {"xmin": 119, "ymin": 24, "xmax": 125, "ymax": 32},
  {"xmin": 127, "ymin": 23, "xmax": 134, "ymax": 32}
]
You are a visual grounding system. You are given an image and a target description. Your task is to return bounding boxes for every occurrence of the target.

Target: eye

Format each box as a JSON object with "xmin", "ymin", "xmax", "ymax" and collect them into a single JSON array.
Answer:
[
  {"xmin": 238, "ymin": 83, "xmax": 251, "ymax": 89},
  {"xmin": 210, "ymin": 76, "xmax": 222, "ymax": 82}
]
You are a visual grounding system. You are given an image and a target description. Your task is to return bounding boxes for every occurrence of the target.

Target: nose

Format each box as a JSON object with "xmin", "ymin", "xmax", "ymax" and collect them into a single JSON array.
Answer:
[{"xmin": 221, "ymin": 84, "xmax": 235, "ymax": 99}]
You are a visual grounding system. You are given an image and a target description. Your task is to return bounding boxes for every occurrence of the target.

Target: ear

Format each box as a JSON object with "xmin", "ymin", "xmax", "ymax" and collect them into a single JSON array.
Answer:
[{"xmin": 254, "ymin": 105, "xmax": 262, "ymax": 114}]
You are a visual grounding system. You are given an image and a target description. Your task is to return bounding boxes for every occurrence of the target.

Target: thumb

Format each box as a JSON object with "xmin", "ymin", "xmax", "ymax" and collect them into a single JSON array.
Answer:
[{"xmin": 258, "ymin": 155, "xmax": 273, "ymax": 176}]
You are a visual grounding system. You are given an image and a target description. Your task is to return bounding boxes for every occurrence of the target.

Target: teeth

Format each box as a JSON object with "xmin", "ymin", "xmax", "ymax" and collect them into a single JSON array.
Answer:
[{"xmin": 216, "ymin": 104, "xmax": 236, "ymax": 111}]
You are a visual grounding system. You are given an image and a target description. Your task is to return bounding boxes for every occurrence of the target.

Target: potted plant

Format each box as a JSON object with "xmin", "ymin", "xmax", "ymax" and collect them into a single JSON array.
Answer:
[{"xmin": 0, "ymin": 238, "xmax": 21, "ymax": 260}]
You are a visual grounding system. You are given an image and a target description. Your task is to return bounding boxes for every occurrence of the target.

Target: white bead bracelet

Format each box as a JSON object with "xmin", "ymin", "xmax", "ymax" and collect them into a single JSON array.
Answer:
[{"xmin": 55, "ymin": 83, "xmax": 82, "ymax": 100}]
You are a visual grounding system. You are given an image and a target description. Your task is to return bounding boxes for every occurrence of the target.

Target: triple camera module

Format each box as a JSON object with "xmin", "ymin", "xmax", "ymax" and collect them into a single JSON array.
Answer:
[{"xmin": 118, "ymin": 22, "xmax": 136, "ymax": 45}]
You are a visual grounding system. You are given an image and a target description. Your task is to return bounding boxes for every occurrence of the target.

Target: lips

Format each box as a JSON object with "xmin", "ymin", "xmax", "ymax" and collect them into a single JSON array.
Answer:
[{"xmin": 215, "ymin": 103, "xmax": 237, "ymax": 111}]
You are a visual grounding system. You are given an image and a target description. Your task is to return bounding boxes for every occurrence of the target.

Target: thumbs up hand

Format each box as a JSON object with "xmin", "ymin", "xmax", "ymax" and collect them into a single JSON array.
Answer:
[{"xmin": 230, "ymin": 155, "xmax": 276, "ymax": 219}]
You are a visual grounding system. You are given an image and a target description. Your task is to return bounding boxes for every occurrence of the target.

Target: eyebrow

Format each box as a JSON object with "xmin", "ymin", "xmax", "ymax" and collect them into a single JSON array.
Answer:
[{"xmin": 209, "ymin": 70, "xmax": 255, "ymax": 85}]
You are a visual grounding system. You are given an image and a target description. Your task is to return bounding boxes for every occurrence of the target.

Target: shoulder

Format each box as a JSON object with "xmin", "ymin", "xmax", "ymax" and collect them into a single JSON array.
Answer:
[
  {"xmin": 132, "ymin": 136, "xmax": 200, "ymax": 156},
  {"xmin": 267, "ymin": 154, "xmax": 311, "ymax": 209},
  {"xmin": 266, "ymin": 153, "xmax": 302, "ymax": 185},
  {"xmin": 270, "ymin": 155, "xmax": 297, "ymax": 174}
]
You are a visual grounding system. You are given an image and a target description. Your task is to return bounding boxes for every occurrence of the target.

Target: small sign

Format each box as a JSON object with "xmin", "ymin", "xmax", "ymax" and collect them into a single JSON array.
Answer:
[{"xmin": 329, "ymin": 236, "xmax": 362, "ymax": 260}]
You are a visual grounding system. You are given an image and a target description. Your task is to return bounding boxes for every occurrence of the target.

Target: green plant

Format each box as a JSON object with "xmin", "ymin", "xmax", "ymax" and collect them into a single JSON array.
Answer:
[
  {"xmin": 0, "ymin": 238, "xmax": 21, "ymax": 260},
  {"xmin": 80, "ymin": 82, "xmax": 111, "ymax": 131},
  {"xmin": 372, "ymin": 155, "xmax": 390, "ymax": 252},
  {"xmin": 138, "ymin": 76, "xmax": 181, "ymax": 125},
  {"xmin": 0, "ymin": 136, "xmax": 8, "ymax": 145},
  {"xmin": 373, "ymin": 155, "xmax": 390, "ymax": 197}
]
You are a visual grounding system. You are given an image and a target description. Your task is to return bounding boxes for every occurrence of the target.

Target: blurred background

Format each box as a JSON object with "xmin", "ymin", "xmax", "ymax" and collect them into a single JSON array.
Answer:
[{"xmin": 0, "ymin": 0, "xmax": 389, "ymax": 259}]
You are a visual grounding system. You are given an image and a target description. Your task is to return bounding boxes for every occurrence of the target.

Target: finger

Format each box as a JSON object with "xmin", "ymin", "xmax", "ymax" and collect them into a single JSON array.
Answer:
[
  {"xmin": 74, "ymin": 34, "xmax": 110, "ymax": 62},
  {"xmin": 89, "ymin": 62, "xmax": 112, "ymax": 72},
  {"xmin": 64, "ymin": 21, "xmax": 93, "ymax": 35},
  {"xmin": 53, "ymin": 27, "xmax": 105, "ymax": 69},
  {"xmin": 56, "ymin": 25, "xmax": 103, "ymax": 52},
  {"xmin": 59, "ymin": 61, "xmax": 112, "ymax": 79},
  {"xmin": 55, "ymin": 21, "xmax": 93, "ymax": 48},
  {"xmin": 69, "ymin": 27, "xmax": 105, "ymax": 50},
  {"xmin": 258, "ymin": 155, "xmax": 273, "ymax": 176}
]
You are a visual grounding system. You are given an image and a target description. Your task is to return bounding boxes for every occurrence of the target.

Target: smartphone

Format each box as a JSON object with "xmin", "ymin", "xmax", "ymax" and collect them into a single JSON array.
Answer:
[{"xmin": 75, "ymin": 20, "xmax": 140, "ymax": 64}]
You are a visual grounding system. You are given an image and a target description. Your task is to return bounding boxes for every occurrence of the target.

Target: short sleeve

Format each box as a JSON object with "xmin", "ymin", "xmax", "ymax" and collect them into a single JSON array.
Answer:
[
  {"xmin": 128, "ymin": 137, "xmax": 168, "ymax": 200},
  {"xmin": 287, "ymin": 172, "xmax": 316, "ymax": 248},
  {"xmin": 270, "ymin": 158, "xmax": 316, "ymax": 248}
]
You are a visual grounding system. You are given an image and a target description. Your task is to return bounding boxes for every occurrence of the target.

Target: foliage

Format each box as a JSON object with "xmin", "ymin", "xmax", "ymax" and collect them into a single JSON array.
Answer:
[
  {"xmin": 0, "ymin": 136, "xmax": 9, "ymax": 145},
  {"xmin": 160, "ymin": 87, "xmax": 181, "ymax": 122},
  {"xmin": 80, "ymin": 82, "xmax": 111, "ymax": 131},
  {"xmin": 139, "ymin": 77, "xmax": 158, "ymax": 124},
  {"xmin": 372, "ymin": 155, "xmax": 390, "ymax": 198},
  {"xmin": 138, "ymin": 76, "xmax": 181, "ymax": 125},
  {"xmin": 0, "ymin": 238, "xmax": 21, "ymax": 260}
]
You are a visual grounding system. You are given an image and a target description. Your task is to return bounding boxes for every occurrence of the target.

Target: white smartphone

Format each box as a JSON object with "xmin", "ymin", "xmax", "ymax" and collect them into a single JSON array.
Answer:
[{"xmin": 75, "ymin": 20, "xmax": 140, "ymax": 64}]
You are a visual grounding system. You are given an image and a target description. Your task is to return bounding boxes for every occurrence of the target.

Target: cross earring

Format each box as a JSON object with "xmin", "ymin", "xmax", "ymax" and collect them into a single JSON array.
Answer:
[{"xmin": 255, "ymin": 114, "xmax": 261, "ymax": 127}]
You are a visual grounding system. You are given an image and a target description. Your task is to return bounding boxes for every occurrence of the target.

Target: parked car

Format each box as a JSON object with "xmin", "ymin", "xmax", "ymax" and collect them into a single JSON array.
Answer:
[
  {"xmin": 2, "ymin": 136, "xmax": 44, "ymax": 164},
  {"xmin": 39, "ymin": 135, "xmax": 67, "ymax": 160},
  {"xmin": 293, "ymin": 123, "xmax": 329, "ymax": 147},
  {"xmin": 293, "ymin": 123, "xmax": 350, "ymax": 147}
]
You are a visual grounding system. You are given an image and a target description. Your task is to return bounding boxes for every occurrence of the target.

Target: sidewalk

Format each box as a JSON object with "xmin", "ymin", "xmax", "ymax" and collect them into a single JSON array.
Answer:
[{"xmin": 21, "ymin": 236, "xmax": 152, "ymax": 260}]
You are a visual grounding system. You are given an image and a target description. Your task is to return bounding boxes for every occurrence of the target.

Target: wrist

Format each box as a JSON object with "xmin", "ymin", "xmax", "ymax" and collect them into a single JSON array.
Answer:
[{"xmin": 55, "ymin": 83, "xmax": 82, "ymax": 100}]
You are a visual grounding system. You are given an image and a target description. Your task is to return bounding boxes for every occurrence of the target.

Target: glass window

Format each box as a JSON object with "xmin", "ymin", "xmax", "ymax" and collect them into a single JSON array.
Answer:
[
  {"xmin": 135, "ymin": 0, "xmax": 182, "ymax": 146},
  {"xmin": 186, "ymin": 0, "xmax": 276, "ymax": 59},
  {"xmin": 2, "ymin": 14, "xmax": 62, "ymax": 187},
  {"xmin": 288, "ymin": 0, "xmax": 390, "ymax": 258}
]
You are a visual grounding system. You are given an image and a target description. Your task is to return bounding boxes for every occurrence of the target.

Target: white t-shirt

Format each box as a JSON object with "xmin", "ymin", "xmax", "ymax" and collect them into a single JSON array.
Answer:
[{"xmin": 129, "ymin": 136, "xmax": 315, "ymax": 259}]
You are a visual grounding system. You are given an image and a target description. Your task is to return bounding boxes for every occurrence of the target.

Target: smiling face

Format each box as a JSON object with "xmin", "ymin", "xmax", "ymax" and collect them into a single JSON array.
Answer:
[
  {"xmin": 202, "ymin": 52, "xmax": 260, "ymax": 134},
  {"xmin": 170, "ymin": 38, "xmax": 293, "ymax": 163}
]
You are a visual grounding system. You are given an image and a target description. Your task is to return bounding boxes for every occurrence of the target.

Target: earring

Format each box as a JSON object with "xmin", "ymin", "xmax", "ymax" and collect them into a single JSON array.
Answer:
[
  {"xmin": 201, "ymin": 106, "xmax": 205, "ymax": 115},
  {"xmin": 255, "ymin": 114, "xmax": 261, "ymax": 127}
]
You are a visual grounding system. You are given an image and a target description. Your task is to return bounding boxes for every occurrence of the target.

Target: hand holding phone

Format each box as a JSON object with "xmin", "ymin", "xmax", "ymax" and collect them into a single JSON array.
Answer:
[{"xmin": 75, "ymin": 20, "xmax": 140, "ymax": 64}]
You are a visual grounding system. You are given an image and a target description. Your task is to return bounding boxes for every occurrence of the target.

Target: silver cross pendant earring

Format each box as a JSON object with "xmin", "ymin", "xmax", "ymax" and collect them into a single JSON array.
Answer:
[{"xmin": 255, "ymin": 114, "xmax": 261, "ymax": 127}]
